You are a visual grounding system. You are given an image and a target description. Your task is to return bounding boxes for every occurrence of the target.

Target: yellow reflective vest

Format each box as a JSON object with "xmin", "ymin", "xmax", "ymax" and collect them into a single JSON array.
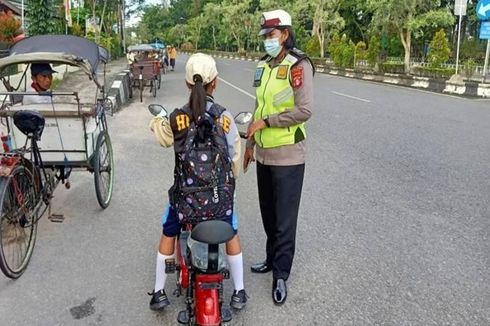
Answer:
[{"xmin": 253, "ymin": 53, "xmax": 306, "ymax": 148}]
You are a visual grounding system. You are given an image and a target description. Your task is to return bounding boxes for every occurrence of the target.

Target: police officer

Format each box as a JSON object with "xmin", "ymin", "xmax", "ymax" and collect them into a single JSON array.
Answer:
[{"xmin": 243, "ymin": 9, "xmax": 314, "ymax": 305}]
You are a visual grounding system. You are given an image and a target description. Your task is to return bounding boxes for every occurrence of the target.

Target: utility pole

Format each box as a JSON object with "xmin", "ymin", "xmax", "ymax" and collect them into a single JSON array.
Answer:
[
  {"xmin": 122, "ymin": 0, "xmax": 126, "ymax": 53},
  {"xmin": 454, "ymin": 0, "xmax": 468, "ymax": 75}
]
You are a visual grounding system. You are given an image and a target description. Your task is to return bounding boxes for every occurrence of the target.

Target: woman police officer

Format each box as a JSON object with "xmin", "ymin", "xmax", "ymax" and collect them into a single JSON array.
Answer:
[{"xmin": 244, "ymin": 9, "xmax": 314, "ymax": 305}]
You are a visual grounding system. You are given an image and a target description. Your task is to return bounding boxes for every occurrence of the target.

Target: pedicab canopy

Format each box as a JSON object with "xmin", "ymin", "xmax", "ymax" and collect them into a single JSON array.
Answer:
[
  {"xmin": 0, "ymin": 35, "xmax": 109, "ymax": 86},
  {"xmin": 127, "ymin": 44, "xmax": 156, "ymax": 52}
]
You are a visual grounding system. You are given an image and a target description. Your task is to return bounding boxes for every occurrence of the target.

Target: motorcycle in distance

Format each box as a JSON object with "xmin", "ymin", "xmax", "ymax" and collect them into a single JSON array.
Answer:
[{"xmin": 147, "ymin": 104, "xmax": 252, "ymax": 326}]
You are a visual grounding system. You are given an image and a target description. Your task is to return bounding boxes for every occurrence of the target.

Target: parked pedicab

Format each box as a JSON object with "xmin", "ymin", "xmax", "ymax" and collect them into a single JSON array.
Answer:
[
  {"xmin": 0, "ymin": 35, "xmax": 115, "ymax": 279},
  {"xmin": 127, "ymin": 44, "xmax": 162, "ymax": 102}
]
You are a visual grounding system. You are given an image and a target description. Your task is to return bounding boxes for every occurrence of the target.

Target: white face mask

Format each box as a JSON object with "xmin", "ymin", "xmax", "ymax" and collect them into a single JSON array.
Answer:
[{"xmin": 263, "ymin": 38, "xmax": 282, "ymax": 57}]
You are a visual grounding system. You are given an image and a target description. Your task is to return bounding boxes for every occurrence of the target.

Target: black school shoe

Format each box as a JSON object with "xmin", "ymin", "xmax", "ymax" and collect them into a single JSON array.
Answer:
[
  {"xmin": 149, "ymin": 289, "xmax": 170, "ymax": 310},
  {"xmin": 230, "ymin": 289, "xmax": 248, "ymax": 310}
]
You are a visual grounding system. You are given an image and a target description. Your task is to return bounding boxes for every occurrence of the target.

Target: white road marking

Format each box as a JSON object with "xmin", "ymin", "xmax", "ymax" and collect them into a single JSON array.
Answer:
[
  {"xmin": 245, "ymin": 68, "xmax": 255, "ymax": 72},
  {"xmin": 218, "ymin": 77, "xmax": 256, "ymax": 99},
  {"xmin": 331, "ymin": 91, "xmax": 371, "ymax": 103}
]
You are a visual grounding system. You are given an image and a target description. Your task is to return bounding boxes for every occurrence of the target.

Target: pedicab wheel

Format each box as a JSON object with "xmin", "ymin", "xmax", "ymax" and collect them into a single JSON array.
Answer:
[
  {"xmin": 157, "ymin": 74, "xmax": 161, "ymax": 89},
  {"xmin": 128, "ymin": 81, "xmax": 133, "ymax": 99},
  {"xmin": 139, "ymin": 80, "xmax": 144, "ymax": 103},
  {"xmin": 152, "ymin": 81, "xmax": 157, "ymax": 97},
  {"xmin": 0, "ymin": 166, "xmax": 38, "ymax": 279},
  {"xmin": 94, "ymin": 131, "xmax": 114, "ymax": 209}
]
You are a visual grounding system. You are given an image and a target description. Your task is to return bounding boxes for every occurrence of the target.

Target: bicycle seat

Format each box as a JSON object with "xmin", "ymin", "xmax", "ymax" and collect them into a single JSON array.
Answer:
[
  {"xmin": 13, "ymin": 110, "xmax": 45, "ymax": 141},
  {"xmin": 190, "ymin": 220, "xmax": 235, "ymax": 245}
]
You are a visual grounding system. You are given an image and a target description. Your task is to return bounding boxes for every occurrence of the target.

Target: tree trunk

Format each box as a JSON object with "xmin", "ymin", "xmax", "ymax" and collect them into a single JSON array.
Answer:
[
  {"xmin": 98, "ymin": 0, "xmax": 107, "ymax": 41},
  {"xmin": 400, "ymin": 29, "xmax": 411, "ymax": 74},
  {"xmin": 232, "ymin": 31, "xmax": 241, "ymax": 52},
  {"xmin": 212, "ymin": 26, "xmax": 216, "ymax": 50},
  {"xmin": 318, "ymin": 24, "xmax": 326, "ymax": 58}
]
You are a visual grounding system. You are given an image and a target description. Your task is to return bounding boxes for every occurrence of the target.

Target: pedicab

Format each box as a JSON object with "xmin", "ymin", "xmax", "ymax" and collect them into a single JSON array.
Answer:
[
  {"xmin": 151, "ymin": 42, "xmax": 167, "ymax": 75},
  {"xmin": 127, "ymin": 44, "xmax": 161, "ymax": 102},
  {"xmin": 0, "ymin": 35, "xmax": 115, "ymax": 279}
]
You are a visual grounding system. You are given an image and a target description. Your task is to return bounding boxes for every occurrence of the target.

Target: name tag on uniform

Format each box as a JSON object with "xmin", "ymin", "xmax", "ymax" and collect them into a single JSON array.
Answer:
[
  {"xmin": 254, "ymin": 67, "xmax": 264, "ymax": 87},
  {"xmin": 276, "ymin": 65, "xmax": 289, "ymax": 80}
]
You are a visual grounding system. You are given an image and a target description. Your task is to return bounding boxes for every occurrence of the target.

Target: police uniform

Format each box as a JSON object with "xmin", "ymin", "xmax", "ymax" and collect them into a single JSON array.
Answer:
[{"xmin": 248, "ymin": 10, "xmax": 314, "ymax": 291}]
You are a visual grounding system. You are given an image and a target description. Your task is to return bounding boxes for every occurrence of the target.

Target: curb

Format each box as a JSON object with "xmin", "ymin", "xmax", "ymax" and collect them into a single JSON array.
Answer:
[
  {"xmin": 183, "ymin": 51, "xmax": 490, "ymax": 98},
  {"xmin": 317, "ymin": 66, "xmax": 490, "ymax": 98},
  {"xmin": 107, "ymin": 70, "xmax": 131, "ymax": 112}
]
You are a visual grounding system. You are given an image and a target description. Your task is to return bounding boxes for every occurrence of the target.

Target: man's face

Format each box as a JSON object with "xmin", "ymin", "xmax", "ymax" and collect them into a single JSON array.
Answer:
[{"xmin": 32, "ymin": 73, "xmax": 53, "ymax": 90}]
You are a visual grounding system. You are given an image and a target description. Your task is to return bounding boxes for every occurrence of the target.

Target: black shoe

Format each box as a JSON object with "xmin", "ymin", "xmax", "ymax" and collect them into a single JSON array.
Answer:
[
  {"xmin": 251, "ymin": 261, "xmax": 271, "ymax": 273},
  {"xmin": 230, "ymin": 289, "xmax": 248, "ymax": 310},
  {"xmin": 272, "ymin": 279, "xmax": 287, "ymax": 305},
  {"xmin": 149, "ymin": 289, "xmax": 170, "ymax": 310}
]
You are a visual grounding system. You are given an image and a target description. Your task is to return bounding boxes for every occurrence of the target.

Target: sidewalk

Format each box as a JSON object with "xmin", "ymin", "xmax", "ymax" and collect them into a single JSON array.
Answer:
[{"xmin": 56, "ymin": 57, "xmax": 129, "ymax": 106}]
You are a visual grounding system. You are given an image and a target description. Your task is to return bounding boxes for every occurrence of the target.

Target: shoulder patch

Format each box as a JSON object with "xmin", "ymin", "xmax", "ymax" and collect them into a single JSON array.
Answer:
[
  {"xmin": 291, "ymin": 65, "xmax": 304, "ymax": 89},
  {"xmin": 221, "ymin": 115, "xmax": 231, "ymax": 133}
]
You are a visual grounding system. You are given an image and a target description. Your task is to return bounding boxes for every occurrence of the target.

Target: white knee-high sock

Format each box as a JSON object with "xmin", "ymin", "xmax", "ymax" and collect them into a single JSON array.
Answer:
[
  {"xmin": 154, "ymin": 252, "xmax": 174, "ymax": 292},
  {"xmin": 227, "ymin": 252, "xmax": 244, "ymax": 291}
]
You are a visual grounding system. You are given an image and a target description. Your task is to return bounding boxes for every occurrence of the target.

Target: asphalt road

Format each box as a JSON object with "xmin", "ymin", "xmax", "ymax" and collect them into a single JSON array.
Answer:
[{"xmin": 0, "ymin": 54, "xmax": 489, "ymax": 326}]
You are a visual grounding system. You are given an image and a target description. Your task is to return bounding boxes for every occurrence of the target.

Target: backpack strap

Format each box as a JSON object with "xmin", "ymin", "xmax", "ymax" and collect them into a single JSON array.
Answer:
[{"xmin": 206, "ymin": 103, "xmax": 225, "ymax": 120}]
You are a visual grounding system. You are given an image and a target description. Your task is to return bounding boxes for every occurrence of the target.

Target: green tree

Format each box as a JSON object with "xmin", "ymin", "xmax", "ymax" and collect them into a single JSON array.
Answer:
[
  {"xmin": 221, "ymin": 0, "xmax": 253, "ymax": 52},
  {"xmin": 338, "ymin": 0, "xmax": 372, "ymax": 43},
  {"xmin": 26, "ymin": 0, "xmax": 62, "ymax": 35},
  {"xmin": 428, "ymin": 29, "xmax": 450, "ymax": 67},
  {"xmin": 368, "ymin": 0, "xmax": 455, "ymax": 73},
  {"xmin": 297, "ymin": 0, "xmax": 344, "ymax": 58},
  {"xmin": 203, "ymin": 3, "xmax": 223, "ymax": 50},
  {"xmin": 187, "ymin": 14, "xmax": 206, "ymax": 49}
]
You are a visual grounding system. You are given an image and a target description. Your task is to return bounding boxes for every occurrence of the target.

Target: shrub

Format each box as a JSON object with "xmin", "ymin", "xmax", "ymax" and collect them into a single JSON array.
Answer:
[
  {"xmin": 367, "ymin": 35, "xmax": 381, "ymax": 67},
  {"xmin": 0, "ymin": 11, "xmax": 20, "ymax": 42},
  {"xmin": 462, "ymin": 58, "xmax": 477, "ymax": 79},
  {"xmin": 355, "ymin": 41, "xmax": 367, "ymax": 61},
  {"xmin": 460, "ymin": 38, "xmax": 485, "ymax": 62},
  {"xmin": 428, "ymin": 29, "xmax": 451, "ymax": 67},
  {"xmin": 379, "ymin": 62, "xmax": 405, "ymax": 74},
  {"xmin": 181, "ymin": 42, "xmax": 194, "ymax": 51},
  {"xmin": 305, "ymin": 36, "xmax": 321, "ymax": 57},
  {"xmin": 412, "ymin": 66, "xmax": 455, "ymax": 79},
  {"xmin": 328, "ymin": 34, "xmax": 355, "ymax": 68},
  {"xmin": 341, "ymin": 40, "xmax": 355, "ymax": 68}
]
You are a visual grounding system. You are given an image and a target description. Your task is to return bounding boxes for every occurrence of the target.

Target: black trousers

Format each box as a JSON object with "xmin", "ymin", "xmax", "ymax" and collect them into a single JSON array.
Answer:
[{"xmin": 256, "ymin": 162, "xmax": 305, "ymax": 280}]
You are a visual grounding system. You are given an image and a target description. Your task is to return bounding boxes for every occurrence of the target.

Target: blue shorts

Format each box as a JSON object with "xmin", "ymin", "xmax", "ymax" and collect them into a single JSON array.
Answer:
[{"xmin": 161, "ymin": 203, "xmax": 238, "ymax": 237}]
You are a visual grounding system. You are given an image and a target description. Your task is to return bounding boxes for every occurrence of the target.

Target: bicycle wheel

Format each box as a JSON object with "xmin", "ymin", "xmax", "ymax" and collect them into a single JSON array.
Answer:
[
  {"xmin": 152, "ymin": 81, "xmax": 157, "ymax": 97},
  {"xmin": 0, "ymin": 165, "xmax": 38, "ymax": 279},
  {"xmin": 157, "ymin": 74, "xmax": 161, "ymax": 89},
  {"xmin": 94, "ymin": 131, "xmax": 114, "ymax": 209}
]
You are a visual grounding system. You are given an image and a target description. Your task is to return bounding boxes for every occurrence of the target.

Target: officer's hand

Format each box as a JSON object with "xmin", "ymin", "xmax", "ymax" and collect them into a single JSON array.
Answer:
[
  {"xmin": 246, "ymin": 119, "xmax": 266, "ymax": 139},
  {"xmin": 243, "ymin": 147, "xmax": 255, "ymax": 173}
]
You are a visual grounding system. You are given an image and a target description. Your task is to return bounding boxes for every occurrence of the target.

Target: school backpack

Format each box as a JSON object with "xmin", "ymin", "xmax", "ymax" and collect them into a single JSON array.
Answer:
[{"xmin": 171, "ymin": 104, "xmax": 235, "ymax": 224}]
